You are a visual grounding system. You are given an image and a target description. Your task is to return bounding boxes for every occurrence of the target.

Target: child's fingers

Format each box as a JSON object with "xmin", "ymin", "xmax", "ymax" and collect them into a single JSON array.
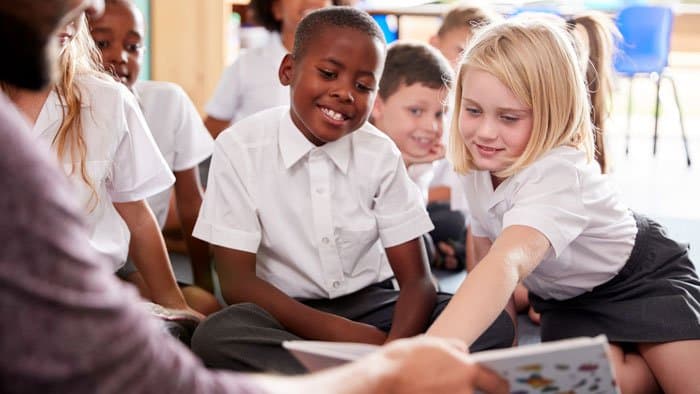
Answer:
[{"xmin": 437, "ymin": 241, "xmax": 455, "ymax": 256}]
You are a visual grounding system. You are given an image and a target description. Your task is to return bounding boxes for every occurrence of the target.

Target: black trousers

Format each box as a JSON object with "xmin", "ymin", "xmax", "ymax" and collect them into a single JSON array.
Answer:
[{"xmin": 191, "ymin": 280, "xmax": 514, "ymax": 374}]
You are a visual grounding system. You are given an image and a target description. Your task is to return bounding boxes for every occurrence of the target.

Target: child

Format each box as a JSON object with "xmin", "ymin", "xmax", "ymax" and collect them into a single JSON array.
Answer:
[
  {"xmin": 204, "ymin": 0, "xmax": 342, "ymax": 138},
  {"xmin": 429, "ymin": 4, "xmax": 500, "ymax": 70},
  {"xmin": 88, "ymin": 0, "xmax": 220, "ymax": 315},
  {"xmin": 190, "ymin": 7, "xmax": 514, "ymax": 374},
  {"xmin": 511, "ymin": 11, "xmax": 620, "ymax": 322},
  {"xmin": 369, "ymin": 41, "xmax": 468, "ymax": 271},
  {"xmin": 427, "ymin": 17, "xmax": 700, "ymax": 393},
  {"xmin": 4, "ymin": 13, "xmax": 200, "ymax": 318},
  {"xmin": 428, "ymin": 4, "xmax": 502, "ymax": 271}
]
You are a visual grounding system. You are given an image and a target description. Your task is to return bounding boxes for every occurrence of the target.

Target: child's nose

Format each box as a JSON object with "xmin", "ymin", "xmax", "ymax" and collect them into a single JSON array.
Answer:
[
  {"xmin": 475, "ymin": 118, "xmax": 498, "ymax": 139},
  {"xmin": 330, "ymin": 85, "xmax": 354, "ymax": 104}
]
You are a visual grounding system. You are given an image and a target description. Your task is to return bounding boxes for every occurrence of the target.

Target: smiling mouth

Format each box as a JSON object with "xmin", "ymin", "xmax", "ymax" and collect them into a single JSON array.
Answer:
[
  {"xmin": 475, "ymin": 143, "xmax": 504, "ymax": 154},
  {"xmin": 319, "ymin": 106, "xmax": 350, "ymax": 123}
]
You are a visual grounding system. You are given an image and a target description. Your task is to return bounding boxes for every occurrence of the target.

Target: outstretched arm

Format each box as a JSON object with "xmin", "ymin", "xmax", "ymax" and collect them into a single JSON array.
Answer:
[
  {"xmin": 214, "ymin": 246, "xmax": 387, "ymax": 344},
  {"xmin": 384, "ymin": 237, "xmax": 437, "ymax": 342},
  {"xmin": 255, "ymin": 336, "xmax": 509, "ymax": 394},
  {"xmin": 427, "ymin": 225, "xmax": 550, "ymax": 345}
]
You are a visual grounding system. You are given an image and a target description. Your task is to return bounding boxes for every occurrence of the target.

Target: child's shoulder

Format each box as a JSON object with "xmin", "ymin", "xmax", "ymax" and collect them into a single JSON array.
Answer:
[
  {"xmin": 133, "ymin": 80, "xmax": 185, "ymax": 99},
  {"xmin": 515, "ymin": 146, "xmax": 591, "ymax": 184},
  {"xmin": 351, "ymin": 121, "xmax": 402, "ymax": 156},
  {"xmin": 76, "ymin": 73, "xmax": 134, "ymax": 108},
  {"xmin": 218, "ymin": 106, "xmax": 286, "ymax": 145}
]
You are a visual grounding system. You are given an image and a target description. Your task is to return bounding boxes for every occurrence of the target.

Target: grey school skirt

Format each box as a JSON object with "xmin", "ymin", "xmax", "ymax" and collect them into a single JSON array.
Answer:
[{"xmin": 530, "ymin": 213, "xmax": 700, "ymax": 344}]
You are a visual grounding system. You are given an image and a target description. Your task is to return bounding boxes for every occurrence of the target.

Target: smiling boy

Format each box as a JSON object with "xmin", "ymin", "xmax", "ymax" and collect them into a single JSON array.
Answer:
[{"xmin": 191, "ymin": 7, "xmax": 513, "ymax": 375}]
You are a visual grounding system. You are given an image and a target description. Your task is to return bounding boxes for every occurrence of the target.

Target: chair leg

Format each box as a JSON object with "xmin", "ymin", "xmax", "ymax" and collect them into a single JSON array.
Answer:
[
  {"xmin": 625, "ymin": 77, "xmax": 634, "ymax": 156},
  {"xmin": 665, "ymin": 74, "xmax": 692, "ymax": 167},
  {"xmin": 653, "ymin": 73, "xmax": 662, "ymax": 156}
]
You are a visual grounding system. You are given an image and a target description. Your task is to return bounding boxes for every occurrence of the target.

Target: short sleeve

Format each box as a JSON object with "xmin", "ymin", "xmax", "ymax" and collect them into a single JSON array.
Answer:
[
  {"xmin": 502, "ymin": 160, "xmax": 589, "ymax": 257},
  {"xmin": 375, "ymin": 155, "xmax": 434, "ymax": 247},
  {"xmin": 171, "ymin": 86, "xmax": 214, "ymax": 171},
  {"xmin": 107, "ymin": 91, "xmax": 174, "ymax": 203},
  {"xmin": 192, "ymin": 139, "xmax": 261, "ymax": 252},
  {"xmin": 204, "ymin": 62, "xmax": 240, "ymax": 121}
]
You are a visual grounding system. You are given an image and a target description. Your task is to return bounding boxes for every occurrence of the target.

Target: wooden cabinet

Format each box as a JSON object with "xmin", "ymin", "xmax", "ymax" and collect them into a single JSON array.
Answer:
[{"xmin": 150, "ymin": 0, "xmax": 247, "ymax": 113}]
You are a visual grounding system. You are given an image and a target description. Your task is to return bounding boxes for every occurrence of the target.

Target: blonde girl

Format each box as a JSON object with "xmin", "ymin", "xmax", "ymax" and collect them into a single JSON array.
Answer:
[
  {"xmin": 428, "ymin": 17, "xmax": 700, "ymax": 393},
  {"xmin": 5, "ymin": 13, "xmax": 199, "ymax": 318}
]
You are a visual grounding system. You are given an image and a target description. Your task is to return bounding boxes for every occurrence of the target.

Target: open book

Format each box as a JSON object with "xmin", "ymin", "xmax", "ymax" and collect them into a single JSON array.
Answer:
[{"xmin": 283, "ymin": 335, "xmax": 619, "ymax": 393}]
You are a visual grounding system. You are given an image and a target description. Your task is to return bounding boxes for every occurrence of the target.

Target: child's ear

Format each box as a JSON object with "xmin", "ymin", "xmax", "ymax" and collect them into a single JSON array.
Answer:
[
  {"xmin": 371, "ymin": 96, "xmax": 385, "ymax": 123},
  {"xmin": 428, "ymin": 35, "xmax": 440, "ymax": 49},
  {"xmin": 278, "ymin": 54, "xmax": 294, "ymax": 86}
]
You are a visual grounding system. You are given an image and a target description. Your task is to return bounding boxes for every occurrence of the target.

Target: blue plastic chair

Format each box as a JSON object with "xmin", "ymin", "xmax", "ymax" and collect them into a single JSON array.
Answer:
[{"xmin": 614, "ymin": 5, "xmax": 691, "ymax": 166}]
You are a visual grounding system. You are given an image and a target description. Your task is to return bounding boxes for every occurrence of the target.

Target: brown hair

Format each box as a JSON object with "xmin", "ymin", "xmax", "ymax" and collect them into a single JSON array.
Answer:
[
  {"xmin": 566, "ymin": 12, "xmax": 618, "ymax": 173},
  {"xmin": 436, "ymin": 4, "xmax": 500, "ymax": 37},
  {"xmin": 378, "ymin": 41, "xmax": 454, "ymax": 100}
]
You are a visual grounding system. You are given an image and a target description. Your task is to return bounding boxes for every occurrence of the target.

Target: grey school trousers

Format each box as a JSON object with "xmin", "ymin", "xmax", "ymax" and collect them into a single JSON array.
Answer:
[{"xmin": 191, "ymin": 281, "xmax": 514, "ymax": 374}]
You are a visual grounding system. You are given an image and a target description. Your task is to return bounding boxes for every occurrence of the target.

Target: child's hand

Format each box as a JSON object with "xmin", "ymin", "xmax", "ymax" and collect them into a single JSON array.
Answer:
[{"xmin": 402, "ymin": 142, "xmax": 446, "ymax": 167}]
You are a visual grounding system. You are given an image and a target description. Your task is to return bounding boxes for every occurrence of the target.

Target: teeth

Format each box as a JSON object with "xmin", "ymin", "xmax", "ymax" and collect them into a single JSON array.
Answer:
[{"xmin": 321, "ymin": 107, "xmax": 345, "ymax": 121}]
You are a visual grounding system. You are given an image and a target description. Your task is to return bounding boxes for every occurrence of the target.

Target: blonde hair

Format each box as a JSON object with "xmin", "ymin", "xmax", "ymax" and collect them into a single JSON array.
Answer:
[
  {"xmin": 54, "ymin": 14, "xmax": 110, "ymax": 209},
  {"xmin": 448, "ymin": 16, "xmax": 593, "ymax": 178}
]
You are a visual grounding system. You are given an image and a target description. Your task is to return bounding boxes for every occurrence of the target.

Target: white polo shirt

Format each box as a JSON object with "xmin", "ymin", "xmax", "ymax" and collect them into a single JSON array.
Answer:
[
  {"xmin": 205, "ymin": 32, "xmax": 289, "ymax": 124},
  {"xmin": 31, "ymin": 74, "xmax": 174, "ymax": 270},
  {"xmin": 463, "ymin": 146, "xmax": 637, "ymax": 300},
  {"xmin": 194, "ymin": 106, "xmax": 434, "ymax": 299},
  {"xmin": 134, "ymin": 80, "xmax": 214, "ymax": 228}
]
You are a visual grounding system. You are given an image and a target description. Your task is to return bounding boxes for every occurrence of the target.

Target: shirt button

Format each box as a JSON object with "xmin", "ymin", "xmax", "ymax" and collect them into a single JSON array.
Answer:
[
  {"xmin": 316, "ymin": 187, "xmax": 324, "ymax": 194},
  {"xmin": 332, "ymin": 281, "xmax": 341, "ymax": 289},
  {"xmin": 321, "ymin": 237, "xmax": 330, "ymax": 244}
]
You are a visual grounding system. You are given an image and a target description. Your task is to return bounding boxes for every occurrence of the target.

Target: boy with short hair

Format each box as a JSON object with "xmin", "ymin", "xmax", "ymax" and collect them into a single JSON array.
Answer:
[
  {"xmin": 371, "ymin": 41, "xmax": 469, "ymax": 273},
  {"xmin": 191, "ymin": 7, "xmax": 514, "ymax": 374}
]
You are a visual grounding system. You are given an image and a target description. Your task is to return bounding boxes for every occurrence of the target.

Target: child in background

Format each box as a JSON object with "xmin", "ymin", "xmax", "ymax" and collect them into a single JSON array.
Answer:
[
  {"xmin": 428, "ymin": 4, "xmax": 501, "ymax": 271},
  {"xmin": 427, "ymin": 17, "xmax": 700, "ymax": 393},
  {"xmin": 4, "ymin": 13, "xmax": 201, "ymax": 318},
  {"xmin": 369, "ymin": 41, "xmax": 467, "ymax": 272},
  {"xmin": 88, "ymin": 0, "xmax": 220, "ymax": 315},
  {"xmin": 191, "ymin": 7, "xmax": 515, "ymax": 374},
  {"xmin": 204, "ymin": 0, "xmax": 342, "ymax": 138}
]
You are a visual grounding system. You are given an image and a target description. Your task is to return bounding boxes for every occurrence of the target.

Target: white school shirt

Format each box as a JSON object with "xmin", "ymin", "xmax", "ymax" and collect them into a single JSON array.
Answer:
[
  {"xmin": 194, "ymin": 106, "xmax": 434, "ymax": 299},
  {"xmin": 133, "ymin": 80, "xmax": 214, "ymax": 228},
  {"xmin": 407, "ymin": 163, "xmax": 434, "ymax": 203},
  {"xmin": 31, "ymin": 74, "xmax": 174, "ymax": 270},
  {"xmin": 205, "ymin": 32, "xmax": 289, "ymax": 124},
  {"xmin": 463, "ymin": 146, "xmax": 637, "ymax": 300}
]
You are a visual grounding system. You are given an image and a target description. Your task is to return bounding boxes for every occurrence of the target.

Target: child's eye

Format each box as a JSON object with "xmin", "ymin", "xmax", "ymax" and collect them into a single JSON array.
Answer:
[
  {"xmin": 355, "ymin": 82, "xmax": 374, "ymax": 92},
  {"xmin": 435, "ymin": 111, "xmax": 444, "ymax": 120},
  {"xmin": 500, "ymin": 115, "xmax": 519, "ymax": 123},
  {"xmin": 408, "ymin": 107, "xmax": 424, "ymax": 116},
  {"xmin": 464, "ymin": 107, "xmax": 481, "ymax": 116},
  {"xmin": 95, "ymin": 40, "xmax": 110, "ymax": 49},
  {"xmin": 318, "ymin": 68, "xmax": 336, "ymax": 79},
  {"xmin": 125, "ymin": 43, "xmax": 143, "ymax": 53}
]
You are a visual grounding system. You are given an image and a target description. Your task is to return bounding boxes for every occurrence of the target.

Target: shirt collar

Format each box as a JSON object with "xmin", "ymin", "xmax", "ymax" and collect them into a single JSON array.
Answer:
[{"xmin": 278, "ymin": 110, "xmax": 351, "ymax": 174}]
